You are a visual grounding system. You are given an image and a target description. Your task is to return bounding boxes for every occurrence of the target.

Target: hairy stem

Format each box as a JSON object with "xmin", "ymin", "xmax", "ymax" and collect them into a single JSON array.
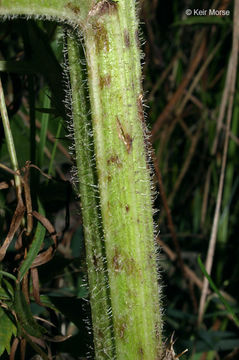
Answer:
[
  {"xmin": 66, "ymin": 31, "xmax": 114, "ymax": 359},
  {"xmin": 0, "ymin": 1, "xmax": 163, "ymax": 358},
  {"xmin": 0, "ymin": 0, "xmax": 91, "ymax": 26},
  {"xmin": 84, "ymin": 1, "xmax": 162, "ymax": 358}
]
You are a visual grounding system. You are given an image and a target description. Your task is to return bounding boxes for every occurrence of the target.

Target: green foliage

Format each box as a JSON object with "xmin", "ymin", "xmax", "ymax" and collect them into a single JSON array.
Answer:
[
  {"xmin": 0, "ymin": 307, "xmax": 17, "ymax": 356},
  {"xmin": 13, "ymin": 284, "xmax": 47, "ymax": 338},
  {"xmin": 198, "ymin": 256, "xmax": 239, "ymax": 327}
]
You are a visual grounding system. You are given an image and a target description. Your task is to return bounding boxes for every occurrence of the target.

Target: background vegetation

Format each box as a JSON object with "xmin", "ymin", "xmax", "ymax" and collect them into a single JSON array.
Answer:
[{"xmin": 0, "ymin": 0, "xmax": 239, "ymax": 359}]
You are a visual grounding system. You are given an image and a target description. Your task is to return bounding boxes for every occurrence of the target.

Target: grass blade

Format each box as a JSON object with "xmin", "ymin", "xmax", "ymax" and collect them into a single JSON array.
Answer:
[{"xmin": 198, "ymin": 255, "xmax": 239, "ymax": 327}]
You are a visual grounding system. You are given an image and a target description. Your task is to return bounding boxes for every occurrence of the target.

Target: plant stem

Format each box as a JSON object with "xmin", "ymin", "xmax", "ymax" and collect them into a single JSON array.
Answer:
[
  {"xmin": 66, "ymin": 30, "xmax": 115, "ymax": 359},
  {"xmin": 84, "ymin": 1, "xmax": 162, "ymax": 358},
  {"xmin": 0, "ymin": 1, "xmax": 163, "ymax": 358},
  {"xmin": 38, "ymin": 91, "xmax": 50, "ymax": 168},
  {"xmin": 48, "ymin": 122, "xmax": 62, "ymax": 177},
  {"xmin": 0, "ymin": 0, "xmax": 91, "ymax": 27},
  {"xmin": 0, "ymin": 77, "xmax": 21, "ymax": 197}
]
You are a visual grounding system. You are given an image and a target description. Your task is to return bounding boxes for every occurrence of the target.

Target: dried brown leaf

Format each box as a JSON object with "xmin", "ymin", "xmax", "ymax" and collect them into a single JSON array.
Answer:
[
  {"xmin": 31, "ymin": 268, "xmax": 42, "ymax": 306},
  {"xmin": 0, "ymin": 196, "xmax": 25, "ymax": 261},
  {"xmin": 31, "ymin": 247, "xmax": 55, "ymax": 268},
  {"xmin": 32, "ymin": 211, "xmax": 57, "ymax": 246}
]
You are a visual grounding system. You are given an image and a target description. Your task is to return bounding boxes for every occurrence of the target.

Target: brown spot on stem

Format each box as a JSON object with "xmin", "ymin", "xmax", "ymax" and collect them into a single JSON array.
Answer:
[
  {"xmin": 97, "ymin": 329, "xmax": 104, "ymax": 339},
  {"xmin": 155, "ymin": 323, "xmax": 161, "ymax": 341},
  {"xmin": 137, "ymin": 93, "xmax": 145, "ymax": 124},
  {"xmin": 124, "ymin": 30, "xmax": 130, "ymax": 47},
  {"xmin": 93, "ymin": 254, "xmax": 98, "ymax": 268},
  {"xmin": 119, "ymin": 322, "xmax": 127, "ymax": 339},
  {"xmin": 135, "ymin": 29, "xmax": 140, "ymax": 48},
  {"xmin": 112, "ymin": 248, "xmax": 123, "ymax": 272},
  {"xmin": 125, "ymin": 204, "xmax": 130, "ymax": 212},
  {"xmin": 116, "ymin": 117, "xmax": 133, "ymax": 153},
  {"xmin": 107, "ymin": 155, "xmax": 122, "ymax": 167},
  {"xmin": 99, "ymin": 74, "xmax": 111, "ymax": 88},
  {"xmin": 112, "ymin": 246, "xmax": 139, "ymax": 275},
  {"xmin": 127, "ymin": 257, "xmax": 138, "ymax": 275},
  {"xmin": 93, "ymin": 23, "xmax": 109, "ymax": 52},
  {"xmin": 89, "ymin": 0, "xmax": 118, "ymax": 17},
  {"xmin": 65, "ymin": 2, "xmax": 81, "ymax": 14},
  {"xmin": 99, "ymin": 0, "xmax": 118, "ymax": 15},
  {"xmin": 107, "ymin": 175, "xmax": 112, "ymax": 182},
  {"xmin": 138, "ymin": 347, "xmax": 144, "ymax": 358}
]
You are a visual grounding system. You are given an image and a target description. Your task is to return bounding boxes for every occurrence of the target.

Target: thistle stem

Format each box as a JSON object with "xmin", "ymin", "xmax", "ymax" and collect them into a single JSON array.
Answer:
[
  {"xmin": 66, "ymin": 31, "xmax": 115, "ymax": 359},
  {"xmin": 0, "ymin": 1, "xmax": 164, "ymax": 358},
  {"xmin": 84, "ymin": 1, "xmax": 162, "ymax": 358}
]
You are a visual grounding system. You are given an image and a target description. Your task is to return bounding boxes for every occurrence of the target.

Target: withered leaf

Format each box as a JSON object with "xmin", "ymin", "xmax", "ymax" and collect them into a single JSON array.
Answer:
[{"xmin": 0, "ymin": 196, "xmax": 25, "ymax": 261}]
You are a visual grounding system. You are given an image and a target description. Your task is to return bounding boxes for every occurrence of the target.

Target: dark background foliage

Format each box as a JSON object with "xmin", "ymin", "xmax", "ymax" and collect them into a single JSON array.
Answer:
[{"xmin": 0, "ymin": 0, "xmax": 239, "ymax": 358}]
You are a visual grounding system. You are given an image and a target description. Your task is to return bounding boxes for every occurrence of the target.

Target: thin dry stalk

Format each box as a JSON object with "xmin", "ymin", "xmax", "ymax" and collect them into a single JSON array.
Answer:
[
  {"xmin": 198, "ymin": 0, "xmax": 239, "ymax": 326},
  {"xmin": 187, "ymin": 94, "xmax": 203, "ymax": 110},
  {"xmin": 212, "ymin": 54, "xmax": 233, "ymax": 155},
  {"xmin": 201, "ymin": 51, "xmax": 234, "ymax": 228},
  {"xmin": 168, "ymin": 119, "xmax": 204, "ymax": 205},
  {"xmin": 160, "ymin": 39, "xmax": 224, "ymax": 206},
  {"xmin": 153, "ymin": 155, "xmax": 185, "ymax": 273},
  {"xmin": 10, "ymin": 337, "xmax": 19, "ymax": 360},
  {"xmin": 176, "ymin": 41, "xmax": 224, "ymax": 116},
  {"xmin": 178, "ymin": 118, "xmax": 192, "ymax": 140},
  {"xmin": 222, "ymin": 123, "xmax": 239, "ymax": 145},
  {"xmin": 20, "ymin": 338, "xmax": 26, "ymax": 360},
  {"xmin": 155, "ymin": 110, "xmax": 189, "ymax": 162},
  {"xmin": 149, "ymin": 53, "xmax": 180, "ymax": 101},
  {"xmin": 151, "ymin": 34, "xmax": 206, "ymax": 138},
  {"xmin": 21, "ymin": 108, "xmax": 69, "ymax": 161},
  {"xmin": 201, "ymin": 167, "xmax": 212, "ymax": 228},
  {"xmin": 153, "ymin": 153, "xmax": 198, "ymax": 310},
  {"xmin": 157, "ymin": 237, "xmax": 235, "ymax": 305},
  {"xmin": 22, "ymin": 162, "xmax": 33, "ymax": 236}
]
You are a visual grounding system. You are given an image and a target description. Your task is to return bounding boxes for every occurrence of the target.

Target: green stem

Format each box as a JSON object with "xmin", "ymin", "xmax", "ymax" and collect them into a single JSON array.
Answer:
[
  {"xmin": 48, "ymin": 122, "xmax": 62, "ymax": 177},
  {"xmin": 38, "ymin": 91, "xmax": 50, "ymax": 168},
  {"xmin": 0, "ymin": 77, "xmax": 21, "ymax": 195},
  {"xmin": 0, "ymin": 0, "xmax": 91, "ymax": 27},
  {"xmin": 0, "ymin": 1, "xmax": 164, "ymax": 358},
  {"xmin": 84, "ymin": 1, "xmax": 162, "ymax": 358},
  {"xmin": 66, "ymin": 30, "xmax": 114, "ymax": 359}
]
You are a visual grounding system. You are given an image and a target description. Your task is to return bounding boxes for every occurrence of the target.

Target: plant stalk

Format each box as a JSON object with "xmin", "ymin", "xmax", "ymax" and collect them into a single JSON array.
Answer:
[
  {"xmin": 0, "ymin": 0, "xmax": 91, "ymax": 27},
  {"xmin": 0, "ymin": 1, "xmax": 163, "ymax": 358},
  {"xmin": 84, "ymin": 1, "xmax": 162, "ymax": 358},
  {"xmin": 66, "ymin": 30, "xmax": 115, "ymax": 359},
  {"xmin": 0, "ymin": 77, "xmax": 21, "ymax": 197}
]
